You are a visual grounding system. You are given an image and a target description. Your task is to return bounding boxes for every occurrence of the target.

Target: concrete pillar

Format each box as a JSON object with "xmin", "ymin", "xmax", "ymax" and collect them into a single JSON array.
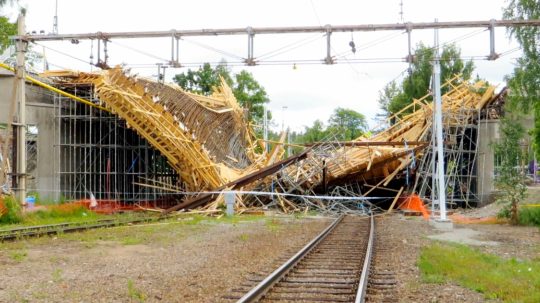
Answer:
[{"xmin": 225, "ymin": 192, "xmax": 235, "ymax": 216}]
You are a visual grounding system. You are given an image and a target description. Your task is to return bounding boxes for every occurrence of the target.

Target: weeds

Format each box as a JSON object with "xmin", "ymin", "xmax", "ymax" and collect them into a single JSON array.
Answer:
[
  {"xmin": 518, "ymin": 207, "xmax": 540, "ymax": 227},
  {"xmin": 127, "ymin": 279, "xmax": 146, "ymax": 302},
  {"xmin": 238, "ymin": 233, "xmax": 249, "ymax": 242},
  {"xmin": 51, "ymin": 269, "xmax": 63, "ymax": 282},
  {"xmin": 9, "ymin": 250, "xmax": 27, "ymax": 262},
  {"xmin": 0, "ymin": 196, "xmax": 22, "ymax": 224},
  {"xmin": 265, "ymin": 218, "xmax": 282, "ymax": 232},
  {"xmin": 419, "ymin": 242, "xmax": 540, "ymax": 302}
]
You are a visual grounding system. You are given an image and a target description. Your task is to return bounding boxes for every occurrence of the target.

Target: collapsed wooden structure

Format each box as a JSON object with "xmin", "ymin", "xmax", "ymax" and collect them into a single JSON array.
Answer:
[{"xmin": 41, "ymin": 68, "xmax": 500, "ymax": 214}]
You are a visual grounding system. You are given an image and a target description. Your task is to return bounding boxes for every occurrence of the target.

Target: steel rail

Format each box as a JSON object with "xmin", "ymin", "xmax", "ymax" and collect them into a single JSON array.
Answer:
[
  {"xmin": 0, "ymin": 216, "xmax": 162, "ymax": 241},
  {"xmin": 355, "ymin": 214, "xmax": 375, "ymax": 303},
  {"xmin": 236, "ymin": 214, "xmax": 345, "ymax": 303},
  {"xmin": 14, "ymin": 19, "xmax": 540, "ymax": 41}
]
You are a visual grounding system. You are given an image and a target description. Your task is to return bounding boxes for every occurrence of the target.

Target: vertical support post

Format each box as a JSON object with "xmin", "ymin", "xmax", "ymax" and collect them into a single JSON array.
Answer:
[
  {"xmin": 405, "ymin": 23, "xmax": 413, "ymax": 63},
  {"xmin": 287, "ymin": 127, "xmax": 291, "ymax": 157},
  {"xmin": 263, "ymin": 107, "xmax": 268, "ymax": 153},
  {"xmin": 433, "ymin": 20, "xmax": 448, "ymax": 221},
  {"xmin": 52, "ymin": 0, "xmax": 58, "ymax": 34},
  {"xmin": 225, "ymin": 192, "xmax": 235, "ymax": 216},
  {"xmin": 322, "ymin": 159, "xmax": 327, "ymax": 195},
  {"xmin": 488, "ymin": 19, "xmax": 498, "ymax": 60},
  {"xmin": 246, "ymin": 27, "xmax": 255, "ymax": 66},
  {"xmin": 15, "ymin": 13, "xmax": 27, "ymax": 205},
  {"xmin": 170, "ymin": 32, "xmax": 181, "ymax": 67},
  {"xmin": 324, "ymin": 25, "xmax": 334, "ymax": 64}
]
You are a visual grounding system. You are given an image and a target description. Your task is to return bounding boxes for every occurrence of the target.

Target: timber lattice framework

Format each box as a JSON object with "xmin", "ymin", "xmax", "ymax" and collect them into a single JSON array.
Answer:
[{"xmin": 40, "ymin": 68, "xmax": 501, "ymax": 214}]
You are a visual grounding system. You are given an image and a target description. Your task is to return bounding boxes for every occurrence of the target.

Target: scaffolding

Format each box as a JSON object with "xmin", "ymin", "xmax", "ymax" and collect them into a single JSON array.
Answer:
[{"xmin": 53, "ymin": 84, "xmax": 178, "ymax": 202}]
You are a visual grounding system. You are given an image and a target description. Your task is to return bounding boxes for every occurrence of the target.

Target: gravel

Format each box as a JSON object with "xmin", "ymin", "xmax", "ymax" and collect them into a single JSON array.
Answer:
[
  {"xmin": 0, "ymin": 216, "xmax": 330, "ymax": 303},
  {"xmin": 1, "ymin": 212, "xmax": 538, "ymax": 303}
]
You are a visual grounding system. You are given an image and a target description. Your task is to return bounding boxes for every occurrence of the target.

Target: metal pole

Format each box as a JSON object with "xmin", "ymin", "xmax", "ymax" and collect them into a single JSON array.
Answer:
[
  {"xmin": 287, "ymin": 127, "xmax": 291, "ymax": 157},
  {"xmin": 15, "ymin": 13, "xmax": 27, "ymax": 205},
  {"xmin": 263, "ymin": 107, "xmax": 268, "ymax": 153},
  {"xmin": 433, "ymin": 20, "xmax": 447, "ymax": 221}
]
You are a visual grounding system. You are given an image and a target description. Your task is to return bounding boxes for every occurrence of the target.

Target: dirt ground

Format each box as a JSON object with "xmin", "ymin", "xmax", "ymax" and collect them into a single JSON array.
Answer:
[
  {"xmin": 0, "ymin": 216, "xmax": 330, "ymax": 303},
  {"xmin": 0, "ymin": 211, "xmax": 538, "ymax": 303},
  {"xmin": 380, "ymin": 213, "xmax": 540, "ymax": 303}
]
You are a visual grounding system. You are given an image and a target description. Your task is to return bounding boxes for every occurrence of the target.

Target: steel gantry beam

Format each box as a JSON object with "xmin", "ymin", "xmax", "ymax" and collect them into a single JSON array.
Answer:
[{"xmin": 13, "ymin": 19, "xmax": 540, "ymax": 41}]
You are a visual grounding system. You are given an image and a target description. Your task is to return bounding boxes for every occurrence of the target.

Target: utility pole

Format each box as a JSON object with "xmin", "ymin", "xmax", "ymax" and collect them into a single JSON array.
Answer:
[
  {"xmin": 52, "ymin": 0, "xmax": 59, "ymax": 35},
  {"xmin": 15, "ymin": 13, "xmax": 27, "ymax": 205},
  {"xmin": 432, "ymin": 20, "xmax": 448, "ymax": 222}
]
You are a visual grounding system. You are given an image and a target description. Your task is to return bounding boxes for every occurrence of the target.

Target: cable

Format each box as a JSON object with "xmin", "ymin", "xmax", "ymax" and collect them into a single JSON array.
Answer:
[
  {"xmin": 110, "ymin": 40, "xmax": 170, "ymax": 63},
  {"xmin": 257, "ymin": 33, "xmax": 324, "ymax": 60},
  {"xmin": 182, "ymin": 37, "xmax": 244, "ymax": 60},
  {"xmin": 32, "ymin": 42, "xmax": 91, "ymax": 66}
]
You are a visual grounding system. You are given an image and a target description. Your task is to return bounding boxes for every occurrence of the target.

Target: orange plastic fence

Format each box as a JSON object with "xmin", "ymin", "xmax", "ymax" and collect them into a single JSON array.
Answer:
[{"xmin": 0, "ymin": 196, "xmax": 5, "ymax": 216}]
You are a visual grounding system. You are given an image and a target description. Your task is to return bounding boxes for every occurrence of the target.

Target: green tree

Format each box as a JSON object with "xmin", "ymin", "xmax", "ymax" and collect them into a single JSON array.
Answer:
[
  {"xmin": 493, "ymin": 107, "xmax": 527, "ymax": 225},
  {"xmin": 173, "ymin": 62, "xmax": 232, "ymax": 95},
  {"xmin": 380, "ymin": 43, "xmax": 474, "ymax": 117},
  {"xmin": 173, "ymin": 62, "xmax": 270, "ymax": 123},
  {"xmin": 503, "ymin": 0, "xmax": 540, "ymax": 159},
  {"xmin": 377, "ymin": 80, "xmax": 400, "ymax": 118},
  {"xmin": 0, "ymin": 16, "xmax": 15, "ymax": 53},
  {"xmin": 300, "ymin": 119, "xmax": 327, "ymax": 143},
  {"xmin": 233, "ymin": 70, "xmax": 269, "ymax": 122},
  {"xmin": 327, "ymin": 107, "xmax": 368, "ymax": 140}
]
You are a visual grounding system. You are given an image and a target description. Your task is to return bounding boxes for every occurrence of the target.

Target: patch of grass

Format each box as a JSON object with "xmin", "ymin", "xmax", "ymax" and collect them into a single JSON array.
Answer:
[
  {"xmin": 127, "ymin": 279, "xmax": 147, "ymax": 302},
  {"xmin": 121, "ymin": 236, "xmax": 143, "ymax": 246},
  {"xmin": 0, "ymin": 196, "xmax": 23, "ymax": 224},
  {"xmin": 238, "ymin": 233, "xmax": 249, "ymax": 242},
  {"xmin": 419, "ymin": 242, "xmax": 540, "ymax": 302},
  {"xmin": 519, "ymin": 207, "xmax": 540, "ymax": 227},
  {"xmin": 51, "ymin": 268, "xmax": 63, "ymax": 282},
  {"xmin": 9, "ymin": 250, "xmax": 27, "ymax": 262},
  {"xmin": 265, "ymin": 218, "xmax": 282, "ymax": 232}
]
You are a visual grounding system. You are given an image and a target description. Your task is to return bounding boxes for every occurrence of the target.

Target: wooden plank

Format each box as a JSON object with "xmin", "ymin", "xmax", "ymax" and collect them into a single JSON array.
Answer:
[{"xmin": 387, "ymin": 187, "xmax": 404, "ymax": 214}]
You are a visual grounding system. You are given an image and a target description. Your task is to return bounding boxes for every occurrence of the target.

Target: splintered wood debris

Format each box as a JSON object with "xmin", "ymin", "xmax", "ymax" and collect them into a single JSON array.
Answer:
[{"xmin": 43, "ymin": 69, "xmax": 499, "ymax": 215}]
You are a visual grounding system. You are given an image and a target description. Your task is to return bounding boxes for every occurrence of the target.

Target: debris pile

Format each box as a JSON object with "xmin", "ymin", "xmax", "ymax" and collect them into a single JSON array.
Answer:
[{"xmin": 43, "ymin": 69, "xmax": 500, "ymax": 214}]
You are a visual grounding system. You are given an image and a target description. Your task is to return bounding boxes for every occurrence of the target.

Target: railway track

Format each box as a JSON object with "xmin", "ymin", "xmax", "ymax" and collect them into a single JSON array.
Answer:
[
  {"xmin": 0, "ymin": 216, "xmax": 162, "ymax": 241},
  {"xmin": 230, "ymin": 214, "xmax": 375, "ymax": 303}
]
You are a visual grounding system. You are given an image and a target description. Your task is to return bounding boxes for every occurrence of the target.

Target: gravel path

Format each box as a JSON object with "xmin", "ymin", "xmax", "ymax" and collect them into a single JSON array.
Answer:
[{"xmin": 0, "ymin": 216, "xmax": 330, "ymax": 303}]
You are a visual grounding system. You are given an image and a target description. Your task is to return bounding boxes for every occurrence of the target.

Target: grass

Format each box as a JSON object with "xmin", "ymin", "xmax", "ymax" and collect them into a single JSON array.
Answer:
[
  {"xmin": 127, "ymin": 279, "xmax": 147, "ymax": 302},
  {"xmin": 265, "ymin": 218, "xmax": 282, "ymax": 232},
  {"xmin": 0, "ymin": 196, "xmax": 23, "ymax": 224},
  {"xmin": 51, "ymin": 268, "xmax": 63, "ymax": 282},
  {"xmin": 9, "ymin": 250, "xmax": 27, "ymax": 262},
  {"xmin": 519, "ymin": 207, "xmax": 540, "ymax": 227},
  {"xmin": 419, "ymin": 242, "xmax": 540, "ymax": 302}
]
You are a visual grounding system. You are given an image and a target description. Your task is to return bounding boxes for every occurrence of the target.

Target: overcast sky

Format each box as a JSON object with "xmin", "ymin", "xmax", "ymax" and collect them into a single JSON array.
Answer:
[{"xmin": 3, "ymin": 0, "xmax": 519, "ymax": 131}]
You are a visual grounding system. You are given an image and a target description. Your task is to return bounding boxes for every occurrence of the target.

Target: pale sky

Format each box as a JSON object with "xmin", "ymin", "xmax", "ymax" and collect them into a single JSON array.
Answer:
[{"xmin": 2, "ymin": 0, "xmax": 519, "ymax": 132}]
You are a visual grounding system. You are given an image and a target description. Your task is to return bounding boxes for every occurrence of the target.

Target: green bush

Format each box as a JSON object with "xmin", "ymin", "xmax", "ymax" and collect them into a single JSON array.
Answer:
[
  {"xmin": 0, "ymin": 196, "xmax": 22, "ymax": 224},
  {"xmin": 519, "ymin": 207, "xmax": 540, "ymax": 227}
]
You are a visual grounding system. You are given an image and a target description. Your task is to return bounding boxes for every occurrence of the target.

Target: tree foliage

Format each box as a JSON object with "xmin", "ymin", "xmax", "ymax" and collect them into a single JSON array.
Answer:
[
  {"xmin": 327, "ymin": 107, "xmax": 368, "ymax": 140},
  {"xmin": 503, "ymin": 0, "xmax": 540, "ymax": 159},
  {"xmin": 297, "ymin": 108, "xmax": 368, "ymax": 143},
  {"xmin": 493, "ymin": 106, "xmax": 528, "ymax": 225},
  {"xmin": 0, "ymin": 16, "xmax": 16, "ymax": 54},
  {"xmin": 379, "ymin": 43, "xmax": 474, "ymax": 118},
  {"xmin": 173, "ymin": 62, "xmax": 269, "ymax": 123}
]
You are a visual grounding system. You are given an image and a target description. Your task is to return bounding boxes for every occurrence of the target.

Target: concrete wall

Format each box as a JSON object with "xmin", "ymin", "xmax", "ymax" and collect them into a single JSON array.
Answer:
[
  {"xmin": 0, "ymin": 72, "xmax": 58, "ymax": 200},
  {"xmin": 477, "ymin": 116, "xmax": 534, "ymax": 206},
  {"xmin": 477, "ymin": 120, "xmax": 499, "ymax": 206}
]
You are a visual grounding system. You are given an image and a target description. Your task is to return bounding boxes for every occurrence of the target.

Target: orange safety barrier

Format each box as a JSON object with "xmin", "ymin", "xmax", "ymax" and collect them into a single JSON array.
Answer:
[
  {"xmin": 0, "ymin": 196, "xmax": 5, "ymax": 216},
  {"xmin": 449, "ymin": 214, "xmax": 501, "ymax": 224},
  {"xmin": 397, "ymin": 194, "xmax": 430, "ymax": 219}
]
